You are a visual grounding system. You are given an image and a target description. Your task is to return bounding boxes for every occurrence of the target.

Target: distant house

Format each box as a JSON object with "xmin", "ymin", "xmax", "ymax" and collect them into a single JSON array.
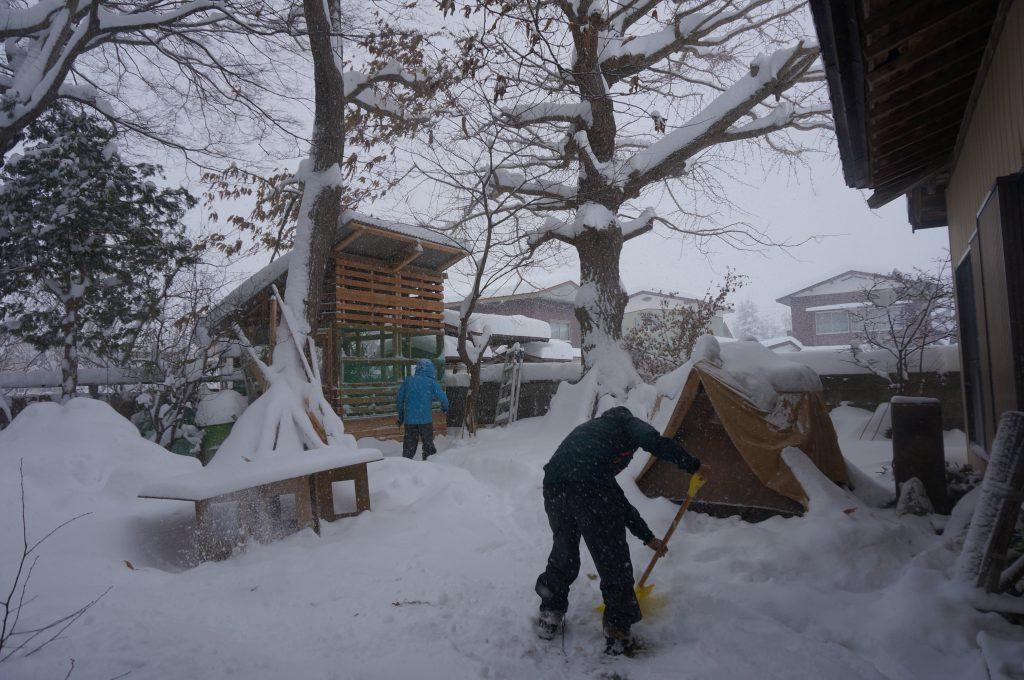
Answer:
[
  {"xmin": 622, "ymin": 291, "xmax": 733, "ymax": 338},
  {"xmin": 448, "ymin": 281, "xmax": 581, "ymax": 346},
  {"xmin": 776, "ymin": 270, "xmax": 910, "ymax": 347}
]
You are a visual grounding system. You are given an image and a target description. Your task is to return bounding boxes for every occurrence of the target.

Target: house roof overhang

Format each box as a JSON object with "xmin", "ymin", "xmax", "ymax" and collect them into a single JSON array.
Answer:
[{"xmin": 809, "ymin": 0, "xmax": 1008, "ymax": 230}]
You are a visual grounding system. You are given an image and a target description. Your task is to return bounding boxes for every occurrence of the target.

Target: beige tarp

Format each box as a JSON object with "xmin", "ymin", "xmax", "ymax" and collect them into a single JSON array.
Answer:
[{"xmin": 636, "ymin": 361, "xmax": 848, "ymax": 517}]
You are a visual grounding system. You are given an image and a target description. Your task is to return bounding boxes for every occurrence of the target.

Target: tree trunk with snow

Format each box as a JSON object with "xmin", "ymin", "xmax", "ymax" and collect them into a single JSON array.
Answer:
[
  {"xmin": 60, "ymin": 297, "xmax": 79, "ymax": 403},
  {"xmin": 575, "ymin": 228, "xmax": 627, "ymax": 359}
]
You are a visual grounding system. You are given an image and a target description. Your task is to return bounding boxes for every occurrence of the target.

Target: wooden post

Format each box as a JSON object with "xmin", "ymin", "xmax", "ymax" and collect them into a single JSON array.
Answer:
[
  {"xmin": 268, "ymin": 296, "xmax": 278, "ymax": 365},
  {"xmin": 354, "ymin": 465, "xmax": 371, "ymax": 513},
  {"xmin": 891, "ymin": 397, "xmax": 950, "ymax": 513}
]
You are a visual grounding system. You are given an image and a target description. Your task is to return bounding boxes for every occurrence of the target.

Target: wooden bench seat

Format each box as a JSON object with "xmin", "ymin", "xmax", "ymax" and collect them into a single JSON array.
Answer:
[{"xmin": 140, "ymin": 447, "xmax": 383, "ymax": 559}]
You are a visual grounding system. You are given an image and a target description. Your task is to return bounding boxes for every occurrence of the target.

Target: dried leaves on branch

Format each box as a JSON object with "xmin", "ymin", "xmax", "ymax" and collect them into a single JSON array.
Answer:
[{"xmin": 624, "ymin": 270, "xmax": 745, "ymax": 382}]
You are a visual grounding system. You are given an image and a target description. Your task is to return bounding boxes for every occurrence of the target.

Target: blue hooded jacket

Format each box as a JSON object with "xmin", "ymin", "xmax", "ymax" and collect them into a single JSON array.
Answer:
[{"xmin": 396, "ymin": 359, "xmax": 449, "ymax": 425}]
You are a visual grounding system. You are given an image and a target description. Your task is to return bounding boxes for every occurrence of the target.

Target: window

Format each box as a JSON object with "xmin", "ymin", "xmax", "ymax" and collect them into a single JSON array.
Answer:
[
  {"xmin": 550, "ymin": 320, "xmax": 571, "ymax": 341},
  {"xmin": 849, "ymin": 306, "xmax": 906, "ymax": 333},
  {"xmin": 337, "ymin": 329, "xmax": 443, "ymax": 417},
  {"xmin": 814, "ymin": 310, "xmax": 850, "ymax": 335}
]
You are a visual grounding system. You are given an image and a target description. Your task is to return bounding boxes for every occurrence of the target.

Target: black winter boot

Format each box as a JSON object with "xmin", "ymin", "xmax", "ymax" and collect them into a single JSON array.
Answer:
[
  {"xmin": 603, "ymin": 625, "xmax": 638, "ymax": 657},
  {"xmin": 535, "ymin": 610, "xmax": 563, "ymax": 640}
]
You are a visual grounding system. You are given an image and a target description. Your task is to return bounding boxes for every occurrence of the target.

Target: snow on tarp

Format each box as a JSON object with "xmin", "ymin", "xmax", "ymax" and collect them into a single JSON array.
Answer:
[
  {"xmin": 443, "ymin": 307, "xmax": 551, "ymax": 340},
  {"xmin": 657, "ymin": 336, "xmax": 822, "ymax": 412},
  {"xmin": 195, "ymin": 389, "xmax": 249, "ymax": 427},
  {"xmin": 524, "ymin": 339, "xmax": 574, "ymax": 361},
  {"xmin": 444, "ymin": 361, "xmax": 581, "ymax": 387},
  {"xmin": 139, "ymin": 446, "xmax": 383, "ymax": 502},
  {"xmin": 467, "ymin": 312, "xmax": 550, "ymax": 340}
]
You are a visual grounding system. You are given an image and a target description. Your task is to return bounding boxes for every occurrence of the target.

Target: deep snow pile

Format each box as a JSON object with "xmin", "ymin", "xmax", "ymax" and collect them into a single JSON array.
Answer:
[{"xmin": 1, "ymin": 398, "xmax": 1022, "ymax": 679}]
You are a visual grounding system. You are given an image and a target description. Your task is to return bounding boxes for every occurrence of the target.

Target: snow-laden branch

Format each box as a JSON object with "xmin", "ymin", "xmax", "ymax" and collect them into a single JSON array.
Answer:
[
  {"xmin": 0, "ymin": 0, "xmax": 228, "ymax": 153},
  {"xmin": 501, "ymin": 101, "xmax": 592, "ymax": 127},
  {"xmin": 491, "ymin": 168, "xmax": 576, "ymax": 206},
  {"xmin": 343, "ymin": 60, "xmax": 431, "ymax": 119},
  {"xmin": 622, "ymin": 42, "xmax": 818, "ymax": 193},
  {"xmin": 527, "ymin": 202, "xmax": 654, "ymax": 248},
  {"xmin": 600, "ymin": 10, "xmax": 707, "ymax": 85}
]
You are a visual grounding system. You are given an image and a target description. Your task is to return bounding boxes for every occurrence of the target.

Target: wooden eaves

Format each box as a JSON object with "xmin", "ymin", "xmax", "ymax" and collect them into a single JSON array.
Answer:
[{"xmin": 809, "ymin": 0, "xmax": 1010, "ymax": 230}]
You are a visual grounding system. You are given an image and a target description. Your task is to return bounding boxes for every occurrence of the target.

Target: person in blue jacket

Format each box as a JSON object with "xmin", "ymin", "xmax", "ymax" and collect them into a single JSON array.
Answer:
[{"xmin": 396, "ymin": 359, "xmax": 449, "ymax": 460}]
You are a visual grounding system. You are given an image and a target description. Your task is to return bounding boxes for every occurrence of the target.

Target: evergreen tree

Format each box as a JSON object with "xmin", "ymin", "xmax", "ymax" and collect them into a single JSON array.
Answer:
[{"xmin": 0, "ymin": 107, "xmax": 196, "ymax": 401}]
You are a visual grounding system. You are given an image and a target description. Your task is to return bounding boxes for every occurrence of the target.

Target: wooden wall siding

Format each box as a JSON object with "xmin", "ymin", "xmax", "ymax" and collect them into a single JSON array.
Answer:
[
  {"xmin": 947, "ymin": 0, "xmax": 1024, "ymax": 258},
  {"xmin": 332, "ymin": 256, "xmax": 444, "ymax": 331}
]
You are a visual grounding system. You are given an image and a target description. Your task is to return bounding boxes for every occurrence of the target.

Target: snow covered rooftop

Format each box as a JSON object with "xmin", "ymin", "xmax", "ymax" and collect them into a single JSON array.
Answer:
[{"xmin": 443, "ymin": 308, "xmax": 551, "ymax": 341}]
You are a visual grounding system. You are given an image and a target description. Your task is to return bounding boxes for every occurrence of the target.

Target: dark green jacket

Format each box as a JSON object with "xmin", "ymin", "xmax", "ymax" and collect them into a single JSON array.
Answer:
[{"xmin": 543, "ymin": 406, "xmax": 701, "ymax": 543}]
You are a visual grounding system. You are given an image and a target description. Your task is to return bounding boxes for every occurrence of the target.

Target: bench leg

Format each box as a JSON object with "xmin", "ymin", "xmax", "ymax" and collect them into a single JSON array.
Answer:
[
  {"xmin": 315, "ymin": 472, "xmax": 337, "ymax": 523},
  {"xmin": 354, "ymin": 466, "xmax": 371, "ymax": 514},
  {"xmin": 295, "ymin": 476, "xmax": 320, "ymax": 535}
]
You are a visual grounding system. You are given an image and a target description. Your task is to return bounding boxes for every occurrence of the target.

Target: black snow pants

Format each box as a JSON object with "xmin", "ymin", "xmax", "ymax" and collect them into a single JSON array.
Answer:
[
  {"xmin": 535, "ymin": 484, "xmax": 642, "ymax": 631},
  {"xmin": 402, "ymin": 423, "xmax": 436, "ymax": 460}
]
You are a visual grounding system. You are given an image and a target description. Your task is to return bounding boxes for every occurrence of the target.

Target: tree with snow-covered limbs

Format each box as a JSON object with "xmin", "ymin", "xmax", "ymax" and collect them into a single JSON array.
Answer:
[
  {"xmin": 206, "ymin": 4, "xmax": 446, "ymax": 458},
  {"xmin": 0, "ymin": 0, "xmax": 309, "ymax": 161},
  {"xmin": 453, "ymin": 0, "xmax": 829, "ymax": 380},
  {"xmin": 0, "ymin": 106, "xmax": 195, "ymax": 402}
]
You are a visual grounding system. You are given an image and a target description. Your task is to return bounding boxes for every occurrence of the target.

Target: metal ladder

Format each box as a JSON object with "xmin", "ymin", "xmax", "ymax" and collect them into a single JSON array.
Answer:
[{"xmin": 494, "ymin": 343, "xmax": 526, "ymax": 426}]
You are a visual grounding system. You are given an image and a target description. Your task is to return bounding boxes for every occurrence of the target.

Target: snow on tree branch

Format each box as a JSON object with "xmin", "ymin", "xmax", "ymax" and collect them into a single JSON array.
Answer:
[
  {"xmin": 501, "ymin": 101, "xmax": 592, "ymax": 127},
  {"xmin": 623, "ymin": 42, "xmax": 818, "ymax": 192},
  {"xmin": 0, "ymin": 0, "xmax": 227, "ymax": 152},
  {"xmin": 527, "ymin": 202, "xmax": 654, "ymax": 249}
]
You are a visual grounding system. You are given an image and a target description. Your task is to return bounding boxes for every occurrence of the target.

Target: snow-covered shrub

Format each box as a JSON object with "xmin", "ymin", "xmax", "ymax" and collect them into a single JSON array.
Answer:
[{"xmin": 623, "ymin": 272, "xmax": 744, "ymax": 382}]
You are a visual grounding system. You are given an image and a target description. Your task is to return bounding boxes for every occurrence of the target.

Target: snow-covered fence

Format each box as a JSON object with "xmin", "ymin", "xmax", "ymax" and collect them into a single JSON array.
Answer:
[
  {"xmin": 444, "ymin": 362, "xmax": 581, "ymax": 426},
  {"xmin": 955, "ymin": 411, "xmax": 1024, "ymax": 591}
]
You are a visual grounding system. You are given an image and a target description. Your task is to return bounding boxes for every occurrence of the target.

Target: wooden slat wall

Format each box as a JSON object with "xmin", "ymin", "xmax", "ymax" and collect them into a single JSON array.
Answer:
[
  {"xmin": 332, "ymin": 256, "xmax": 444, "ymax": 331},
  {"xmin": 947, "ymin": 0, "xmax": 1024, "ymax": 259}
]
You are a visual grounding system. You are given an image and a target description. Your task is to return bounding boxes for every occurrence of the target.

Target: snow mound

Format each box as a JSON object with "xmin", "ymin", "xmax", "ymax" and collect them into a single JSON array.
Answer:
[
  {"xmin": 656, "ymin": 337, "xmax": 823, "ymax": 412},
  {"xmin": 195, "ymin": 389, "xmax": 249, "ymax": 427},
  {"xmin": 0, "ymin": 398, "xmax": 198, "ymax": 506}
]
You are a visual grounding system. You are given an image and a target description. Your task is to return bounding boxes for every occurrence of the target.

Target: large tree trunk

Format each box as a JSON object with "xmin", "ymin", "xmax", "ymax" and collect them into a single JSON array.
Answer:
[
  {"xmin": 575, "ymin": 228, "xmax": 627, "ymax": 369},
  {"xmin": 285, "ymin": 0, "xmax": 347, "ymax": 336},
  {"xmin": 60, "ymin": 297, "xmax": 79, "ymax": 403}
]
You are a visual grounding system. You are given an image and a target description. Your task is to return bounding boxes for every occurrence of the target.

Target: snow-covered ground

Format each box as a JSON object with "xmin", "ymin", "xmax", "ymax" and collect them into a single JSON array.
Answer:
[{"xmin": 1, "ymin": 398, "xmax": 1022, "ymax": 679}]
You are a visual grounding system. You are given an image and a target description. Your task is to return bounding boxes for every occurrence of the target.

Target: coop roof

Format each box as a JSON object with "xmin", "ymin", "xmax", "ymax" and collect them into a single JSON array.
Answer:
[{"xmin": 206, "ymin": 213, "xmax": 468, "ymax": 330}]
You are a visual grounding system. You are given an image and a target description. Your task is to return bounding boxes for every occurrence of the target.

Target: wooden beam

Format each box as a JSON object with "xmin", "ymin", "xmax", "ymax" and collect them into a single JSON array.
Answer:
[
  {"xmin": 390, "ymin": 247, "xmax": 422, "ymax": 273},
  {"xmin": 865, "ymin": 19, "xmax": 994, "ymax": 84},
  {"xmin": 863, "ymin": 0, "xmax": 990, "ymax": 61},
  {"xmin": 333, "ymin": 226, "xmax": 365, "ymax": 254}
]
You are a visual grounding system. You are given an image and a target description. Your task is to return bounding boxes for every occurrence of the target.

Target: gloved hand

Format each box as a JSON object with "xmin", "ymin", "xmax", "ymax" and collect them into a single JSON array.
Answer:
[
  {"xmin": 646, "ymin": 538, "xmax": 669, "ymax": 557},
  {"xmin": 396, "ymin": 415, "xmax": 403, "ymax": 427}
]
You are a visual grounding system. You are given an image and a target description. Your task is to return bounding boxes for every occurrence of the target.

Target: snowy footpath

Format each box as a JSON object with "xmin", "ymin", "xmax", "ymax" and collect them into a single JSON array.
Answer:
[{"xmin": 1, "ymin": 398, "xmax": 1022, "ymax": 679}]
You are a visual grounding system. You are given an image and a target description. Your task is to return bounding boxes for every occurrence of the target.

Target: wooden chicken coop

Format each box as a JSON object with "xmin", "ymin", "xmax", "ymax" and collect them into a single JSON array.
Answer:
[{"xmin": 208, "ymin": 211, "xmax": 468, "ymax": 441}]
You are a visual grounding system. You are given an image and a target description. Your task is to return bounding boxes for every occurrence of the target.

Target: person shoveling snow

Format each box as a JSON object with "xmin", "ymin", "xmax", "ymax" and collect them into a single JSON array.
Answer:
[
  {"xmin": 396, "ymin": 359, "xmax": 449, "ymax": 460},
  {"xmin": 534, "ymin": 405, "xmax": 701, "ymax": 656}
]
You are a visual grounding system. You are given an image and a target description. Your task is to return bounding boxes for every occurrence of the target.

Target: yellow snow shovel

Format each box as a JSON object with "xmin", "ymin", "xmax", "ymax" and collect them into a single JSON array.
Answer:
[{"xmin": 598, "ymin": 472, "xmax": 707, "ymax": 615}]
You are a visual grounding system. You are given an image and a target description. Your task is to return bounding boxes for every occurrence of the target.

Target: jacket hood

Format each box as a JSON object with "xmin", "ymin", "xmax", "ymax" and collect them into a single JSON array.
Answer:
[
  {"xmin": 600, "ymin": 406, "xmax": 634, "ymax": 422},
  {"xmin": 415, "ymin": 359, "xmax": 436, "ymax": 378}
]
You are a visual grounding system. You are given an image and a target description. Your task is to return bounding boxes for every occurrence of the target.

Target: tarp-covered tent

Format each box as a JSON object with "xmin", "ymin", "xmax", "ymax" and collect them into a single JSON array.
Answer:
[{"xmin": 637, "ymin": 337, "xmax": 848, "ymax": 521}]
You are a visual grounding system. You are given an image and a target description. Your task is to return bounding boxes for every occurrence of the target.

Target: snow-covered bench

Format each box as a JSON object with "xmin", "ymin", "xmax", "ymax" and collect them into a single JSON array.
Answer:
[{"xmin": 139, "ymin": 446, "xmax": 383, "ymax": 557}]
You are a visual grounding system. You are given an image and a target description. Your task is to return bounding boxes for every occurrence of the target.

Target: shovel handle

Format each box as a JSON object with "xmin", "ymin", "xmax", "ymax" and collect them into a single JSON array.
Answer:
[{"xmin": 636, "ymin": 473, "xmax": 705, "ymax": 589}]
